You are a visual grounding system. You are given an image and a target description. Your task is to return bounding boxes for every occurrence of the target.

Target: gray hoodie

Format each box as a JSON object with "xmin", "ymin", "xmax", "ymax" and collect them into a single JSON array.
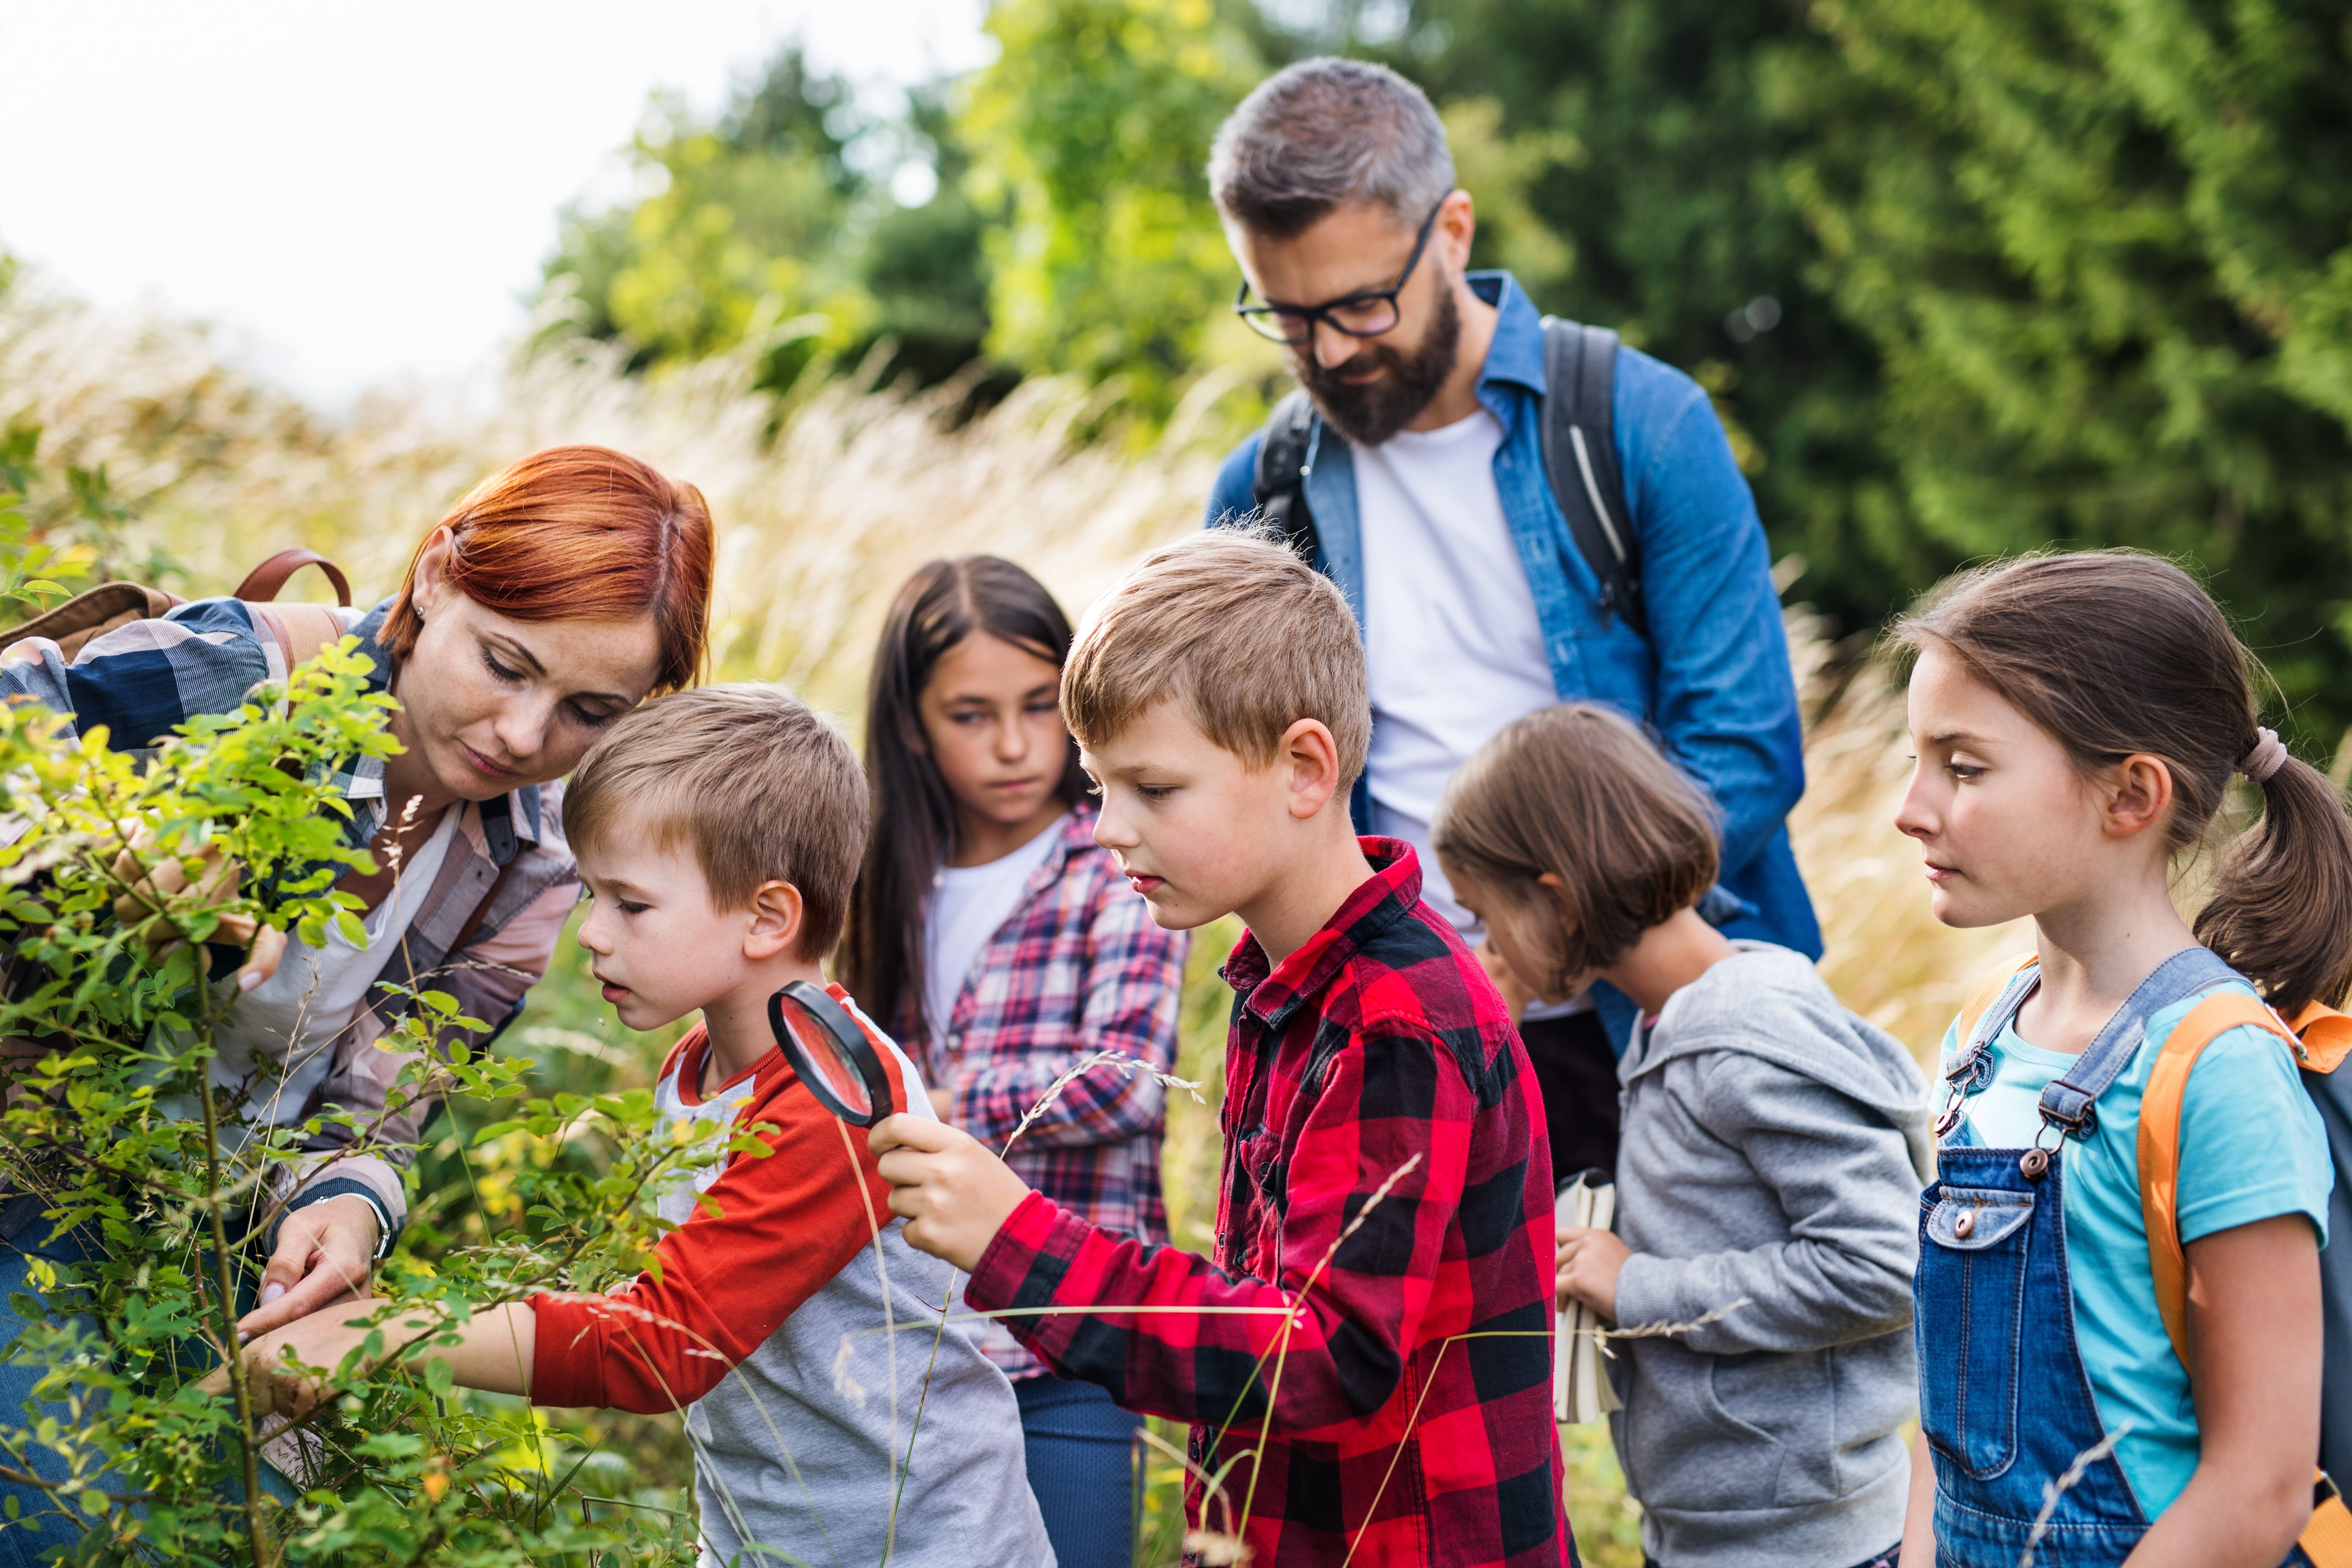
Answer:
[{"xmin": 1606, "ymin": 943, "xmax": 1930, "ymax": 1568}]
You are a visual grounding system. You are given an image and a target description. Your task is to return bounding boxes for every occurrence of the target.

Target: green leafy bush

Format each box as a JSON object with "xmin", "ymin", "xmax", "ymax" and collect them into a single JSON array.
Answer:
[{"xmin": 0, "ymin": 524, "xmax": 719, "ymax": 1563}]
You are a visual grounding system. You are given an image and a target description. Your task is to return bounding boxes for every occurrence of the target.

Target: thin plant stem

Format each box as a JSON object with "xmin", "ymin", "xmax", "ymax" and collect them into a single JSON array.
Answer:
[{"xmin": 196, "ymin": 1061, "xmax": 273, "ymax": 1568}]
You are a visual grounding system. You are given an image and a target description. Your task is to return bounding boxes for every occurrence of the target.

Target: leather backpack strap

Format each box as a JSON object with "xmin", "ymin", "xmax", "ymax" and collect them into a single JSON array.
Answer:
[
  {"xmin": 445, "ymin": 861, "xmax": 516, "ymax": 962},
  {"xmin": 248, "ymin": 602, "xmax": 347, "ymax": 679},
  {"xmin": 2137, "ymin": 991, "xmax": 2299, "ymax": 1368},
  {"xmin": 235, "ymin": 549, "xmax": 351, "ymax": 607}
]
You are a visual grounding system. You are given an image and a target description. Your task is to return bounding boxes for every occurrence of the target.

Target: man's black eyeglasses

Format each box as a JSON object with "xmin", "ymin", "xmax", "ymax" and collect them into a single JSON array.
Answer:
[{"xmin": 1233, "ymin": 197, "xmax": 1448, "ymax": 346}]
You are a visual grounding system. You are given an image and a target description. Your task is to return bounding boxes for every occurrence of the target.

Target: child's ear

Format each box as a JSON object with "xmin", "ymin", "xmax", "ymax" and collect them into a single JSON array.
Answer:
[
  {"xmin": 2103, "ymin": 752, "xmax": 2175, "ymax": 840},
  {"xmin": 1279, "ymin": 717, "xmax": 1345, "ymax": 821},
  {"xmin": 1535, "ymin": 871, "xmax": 1582, "ymax": 935},
  {"xmin": 742, "ymin": 879, "xmax": 806, "ymax": 961}
]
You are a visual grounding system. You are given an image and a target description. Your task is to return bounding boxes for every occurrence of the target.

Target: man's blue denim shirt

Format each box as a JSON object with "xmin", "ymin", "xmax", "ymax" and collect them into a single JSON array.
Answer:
[{"xmin": 1209, "ymin": 272, "xmax": 1822, "ymax": 1017}]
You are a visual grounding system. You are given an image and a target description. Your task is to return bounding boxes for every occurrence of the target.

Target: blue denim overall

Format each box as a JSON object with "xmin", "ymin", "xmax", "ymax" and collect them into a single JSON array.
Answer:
[{"xmin": 1916, "ymin": 946, "xmax": 2318, "ymax": 1568}]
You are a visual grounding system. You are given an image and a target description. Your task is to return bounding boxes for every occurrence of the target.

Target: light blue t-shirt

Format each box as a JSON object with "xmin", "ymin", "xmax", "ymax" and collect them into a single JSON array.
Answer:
[{"xmin": 1939, "ymin": 978, "xmax": 2333, "ymax": 1517}]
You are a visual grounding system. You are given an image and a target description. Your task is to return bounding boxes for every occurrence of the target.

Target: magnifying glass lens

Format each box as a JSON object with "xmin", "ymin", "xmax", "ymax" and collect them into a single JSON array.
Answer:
[{"xmin": 774, "ymin": 994, "xmax": 874, "ymax": 1121}]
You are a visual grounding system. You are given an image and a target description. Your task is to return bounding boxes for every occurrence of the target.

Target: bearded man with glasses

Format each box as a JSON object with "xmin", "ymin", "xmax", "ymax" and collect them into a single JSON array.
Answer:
[{"xmin": 1205, "ymin": 58, "xmax": 1821, "ymax": 1187}]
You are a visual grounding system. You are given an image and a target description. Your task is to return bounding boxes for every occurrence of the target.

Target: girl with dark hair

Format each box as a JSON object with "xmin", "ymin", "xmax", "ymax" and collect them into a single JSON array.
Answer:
[
  {"xmin": 1893, "ymin": 551, "xmax": 2342, "ymax": 1568},
  {"xmin": 838, "ymin": 556, "xmax": 1186, "ymax": 1568}
]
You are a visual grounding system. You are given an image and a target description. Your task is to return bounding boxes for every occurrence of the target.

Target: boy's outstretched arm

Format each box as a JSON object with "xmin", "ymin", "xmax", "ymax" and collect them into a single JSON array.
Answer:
[
  {"xmin": 874, "ymin": 1028, "xmax": 1490, "ymax": 1434},
  {"xmin": 208, "ymin": 1300, "xmax": 539, "ymax": 1418}
]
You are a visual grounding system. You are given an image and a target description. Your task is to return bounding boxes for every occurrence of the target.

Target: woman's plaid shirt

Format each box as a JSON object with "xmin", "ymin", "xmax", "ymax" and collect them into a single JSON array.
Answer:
[
  {"xmin": 914, "ymin": 804, "xmax": 1188, "ymax": 1379},
  {"xmin": 964, "ymin": 841, "xmax": 1571, "ymax": 1567},
  {"xmin": 0, "ymin": 597, "xmax": 579, "ymax": 1240}
]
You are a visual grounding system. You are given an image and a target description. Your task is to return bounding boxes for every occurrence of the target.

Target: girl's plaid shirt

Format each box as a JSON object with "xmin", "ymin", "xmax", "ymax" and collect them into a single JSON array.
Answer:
[
  {"xmin": 913, "ymin": 803, "xmax": 1189, "ymax": 1379},
  {"xmin": 963, "ymin": 841, "xmax": 1572, "ymax": 1567}
]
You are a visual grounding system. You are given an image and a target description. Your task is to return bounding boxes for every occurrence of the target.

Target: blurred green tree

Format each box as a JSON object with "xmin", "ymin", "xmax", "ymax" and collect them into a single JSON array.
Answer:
[
  {"xmin": 540, "ymin": 48, "xmax": 992, "ymax": 393},
  {"xmin": 1774, "ymin": 0, "xmax": 2352, "ymax": 739},
  {"xmin": 1352, "ymin": 0, "xmax": 1904, "ymax": 635},
  {"xmin": 962, "ymin": 0, "xmax": 1269, "ymax": 420}
]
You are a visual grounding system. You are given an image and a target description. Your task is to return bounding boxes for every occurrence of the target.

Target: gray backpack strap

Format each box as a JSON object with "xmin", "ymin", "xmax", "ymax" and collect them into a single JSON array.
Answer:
[
  {"xmin": 1538, "ymin": 317, "xmax": 1643, "ymax": 634},
  {"xmin": 1248, "ymin": 389, "xmax": 1324, "ymax": 566}
]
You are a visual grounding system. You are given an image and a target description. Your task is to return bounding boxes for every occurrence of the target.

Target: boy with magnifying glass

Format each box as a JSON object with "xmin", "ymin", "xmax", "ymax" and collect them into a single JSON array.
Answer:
[
  {"xmin": 872, "ymin": 531, "xmax": 1570, "ymax": 1568},
  {"xmin": 219, "ymin": 685, "xmax": 1051, "ymax": 1568}
]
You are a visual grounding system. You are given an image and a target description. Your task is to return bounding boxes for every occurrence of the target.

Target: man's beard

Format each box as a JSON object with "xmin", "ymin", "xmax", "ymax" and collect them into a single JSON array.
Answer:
[{"xmin": 1294, "ymin": 280, "xmax": 1462, "ymax": 448}]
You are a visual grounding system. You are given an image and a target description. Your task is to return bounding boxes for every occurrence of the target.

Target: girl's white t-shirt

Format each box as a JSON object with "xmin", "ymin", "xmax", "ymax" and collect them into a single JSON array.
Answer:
[
  {"xmin": 920, "ymin": 814, "xmax": 1067, "ymax": 1053},
  {"xmin": 195, "ymin": 805, "xmax": 462, "ymax": 1136}
]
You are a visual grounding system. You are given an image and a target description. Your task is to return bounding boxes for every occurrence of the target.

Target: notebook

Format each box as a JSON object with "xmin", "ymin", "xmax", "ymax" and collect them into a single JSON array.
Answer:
[{"xmin": 1553, "ymin": 1171, "xmax": 1621, "ymax": 1425}]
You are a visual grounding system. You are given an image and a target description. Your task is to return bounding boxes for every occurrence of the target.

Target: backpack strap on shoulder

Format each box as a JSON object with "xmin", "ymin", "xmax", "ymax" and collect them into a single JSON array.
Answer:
[
  {"xmin": 1249, "ymin": 389, "xmax": 1323, "ymax": 567},
  {"xmin": 248, "ymin": 602, "xmax": 348, "ymax": 685},
  {"xmin": 2289, "ymin": 999, "xmax": 2352, "ymax": 1075},
  {"xmin": 1957, "ymin": 953, "xmax": 2042, "ymax": 1051},
  {"xmin": 2147, "ymin": 991, "xmax": 2352, "ymax": 1564},
  {"xmin": 2138, "ymin": 991, "xmax": 2300, "ymax": 1368},
  {"xmin": 1538, "ymin": 317, "xmax": 1643, "ymax": 634}
]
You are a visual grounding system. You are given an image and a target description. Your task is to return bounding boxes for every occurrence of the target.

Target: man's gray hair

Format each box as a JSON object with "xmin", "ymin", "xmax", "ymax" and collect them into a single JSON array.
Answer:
[{"xmin": 1209, "ymin": 58, "xmax": 1454, "ymax": 239}]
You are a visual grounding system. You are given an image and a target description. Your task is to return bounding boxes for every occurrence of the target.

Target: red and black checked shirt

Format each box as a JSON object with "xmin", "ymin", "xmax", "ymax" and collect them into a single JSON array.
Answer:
[{"xmin": 965, "ymin": 840, "xmax": 1571, "ymax": 1567}]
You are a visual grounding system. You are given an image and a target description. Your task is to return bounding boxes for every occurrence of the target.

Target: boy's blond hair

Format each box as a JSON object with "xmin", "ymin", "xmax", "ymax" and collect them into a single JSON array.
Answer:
[
  {"xmin": 565, "ymin": 683, "xmax": 868, "ymax": 958},
  {"xmin": 1062, "ymin": 528, "xmax": 1369, "ymax": 781}
]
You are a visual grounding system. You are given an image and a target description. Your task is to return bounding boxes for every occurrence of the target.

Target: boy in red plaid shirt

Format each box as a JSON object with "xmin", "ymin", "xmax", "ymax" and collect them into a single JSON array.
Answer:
[{"xmin": 872, "ymin": 531, "xmax": 1573, "ymax": 1567}]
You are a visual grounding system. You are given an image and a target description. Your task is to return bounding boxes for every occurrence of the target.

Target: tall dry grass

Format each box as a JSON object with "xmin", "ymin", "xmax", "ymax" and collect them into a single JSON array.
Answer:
[{"xmin": 0, "ymin": 270, "xmax": 2011, "ymax": 1563}]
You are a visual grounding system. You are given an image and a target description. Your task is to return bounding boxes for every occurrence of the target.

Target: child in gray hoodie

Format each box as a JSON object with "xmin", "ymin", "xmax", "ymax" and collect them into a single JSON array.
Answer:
[{"xmin": 1435, "ymin": 702, "xmax": 1930, "ymax": 1568}]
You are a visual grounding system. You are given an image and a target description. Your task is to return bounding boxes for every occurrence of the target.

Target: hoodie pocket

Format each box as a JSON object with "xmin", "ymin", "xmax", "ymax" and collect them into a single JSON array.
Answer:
[{"xmin": 1916, "ymin": 1186, "xmax": 2035, "ymax": 1481}]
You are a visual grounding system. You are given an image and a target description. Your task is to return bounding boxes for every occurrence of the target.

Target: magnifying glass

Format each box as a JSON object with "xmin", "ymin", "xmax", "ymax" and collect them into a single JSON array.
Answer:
[{"xmin": 768, "ymin": 980, "xmax": 897, "ymax": 1127}]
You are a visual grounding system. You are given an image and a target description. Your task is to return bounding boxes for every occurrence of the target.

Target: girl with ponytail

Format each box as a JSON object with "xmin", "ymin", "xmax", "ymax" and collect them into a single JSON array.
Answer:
[{"xmin": 1892, "ymin": 551, "xmax": 2341, "ymax": 1568}]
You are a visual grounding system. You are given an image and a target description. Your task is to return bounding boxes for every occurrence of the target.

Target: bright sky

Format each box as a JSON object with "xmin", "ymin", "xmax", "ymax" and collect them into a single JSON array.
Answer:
[{"xmin": 0, "ymin": 1, "xmax": 993, "ymax": 411}]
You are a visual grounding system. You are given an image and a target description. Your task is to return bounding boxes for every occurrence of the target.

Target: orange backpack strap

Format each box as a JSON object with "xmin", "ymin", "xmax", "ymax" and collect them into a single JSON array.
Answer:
[
  {"xmin": 1957, "ymin": 953, "xmax": 2041, "ymax": 1051},
  {"xmin": 2289, "ymin": 1000, "xmax": 2352, "ymax": 1075},
  {"xmin": 2305, "ymin": 1472, "xmax": 2352, "ymax": 1568},
  {"xmin": 2136, "ymin": 991, "xmax": 2300, "ymax": 1369}
]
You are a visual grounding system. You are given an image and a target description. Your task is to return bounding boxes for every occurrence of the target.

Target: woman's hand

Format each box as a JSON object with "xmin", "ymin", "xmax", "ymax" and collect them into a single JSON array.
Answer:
[
  {"xmin": 1556, "ymin": 1224, "xmax": 1630, "ymax": 1317},
  {"xmin": 235, "ymin": 1195, "xmax": 378, "ymax": 1340},
  {"xmin": 927, "ymin": 1085, "xmax": 957, "ymax": 1125},
  {"xmin": 109, "ymin": 826, "xmax": 286, "ymax": 992}
]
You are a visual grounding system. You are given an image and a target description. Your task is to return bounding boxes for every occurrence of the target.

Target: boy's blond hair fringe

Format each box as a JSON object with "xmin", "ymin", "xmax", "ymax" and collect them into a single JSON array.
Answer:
[
  {"xmin": 565, "ymin": 683, "xmax": 869, "ymax": 959},
  {"xmin": 1062, "ymin": 527, "xmax": 1371, "ymax": 781}
]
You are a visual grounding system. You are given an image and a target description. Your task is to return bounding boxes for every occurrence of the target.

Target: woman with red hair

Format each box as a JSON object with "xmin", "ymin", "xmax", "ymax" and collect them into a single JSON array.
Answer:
[{"xmin": 0, "ymin": 446, "xmax": 712, "ymax": 1534}]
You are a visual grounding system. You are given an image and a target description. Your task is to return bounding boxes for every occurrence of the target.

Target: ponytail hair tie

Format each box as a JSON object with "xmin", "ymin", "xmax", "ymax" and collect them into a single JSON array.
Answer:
[{"xmin": 2238, "ymin": 726, "xmax": 2289, "ymax": 784}]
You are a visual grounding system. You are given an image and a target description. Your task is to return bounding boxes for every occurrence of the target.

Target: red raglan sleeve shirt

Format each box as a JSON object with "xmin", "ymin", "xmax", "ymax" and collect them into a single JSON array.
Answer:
[{"xmin": 528, "ymin": 1005, "xmax": 908, "ymax": 1414}]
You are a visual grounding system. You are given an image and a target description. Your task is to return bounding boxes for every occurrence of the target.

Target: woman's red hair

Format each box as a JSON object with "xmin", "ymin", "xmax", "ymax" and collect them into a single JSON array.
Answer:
[{"xmin": 381, "ymin": 445, "xmax": 713, "ymax": 694}]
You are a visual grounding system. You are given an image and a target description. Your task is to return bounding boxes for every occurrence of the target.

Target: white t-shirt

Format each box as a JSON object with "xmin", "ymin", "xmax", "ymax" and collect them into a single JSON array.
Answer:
[
  {"xmin": 920, "ymin": 814, "xmax": 1067, "ymax": 1051},
  {"xmin": 1357, "ymin": 410, "xmax": 1588, "ymax": 1018},
  {"xmin": 185, "ymin": 804, "xmax": 462, "ymax": 1138}
]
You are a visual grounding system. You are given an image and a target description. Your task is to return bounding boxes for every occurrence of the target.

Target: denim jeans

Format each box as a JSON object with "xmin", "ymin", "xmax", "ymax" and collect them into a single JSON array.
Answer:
[
  {"xmin": 1016, "ymin": 1373, "xmax": 1144, "ymax": 1568},
  {"xmin": 0, "ymin": 1217, "xmax": 293, "ymax": 1565}
]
